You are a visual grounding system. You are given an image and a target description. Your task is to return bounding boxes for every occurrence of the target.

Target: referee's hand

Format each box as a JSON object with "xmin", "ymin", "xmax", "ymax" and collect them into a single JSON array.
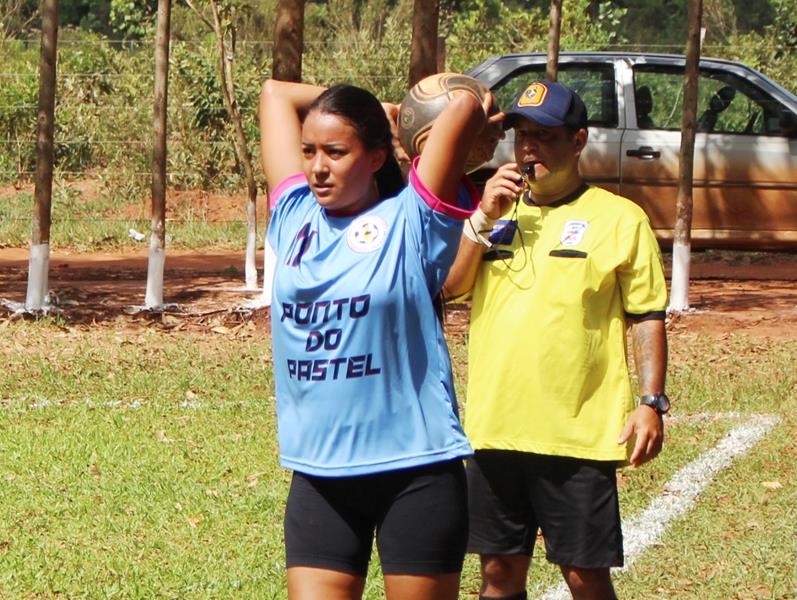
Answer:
[
  {"xmin": 618, "ymin": 405, "xmax": 664, "ymax": 467},
  {"xmin": 481, "ymin": 163, "xmax": 522, "ymax": 218}
]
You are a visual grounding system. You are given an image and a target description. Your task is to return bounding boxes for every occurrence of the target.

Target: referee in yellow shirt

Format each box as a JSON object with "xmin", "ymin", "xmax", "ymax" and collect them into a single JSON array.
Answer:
[{"xmin": 444, "ymin": 81, "xmax": 669, "ymax": 600}]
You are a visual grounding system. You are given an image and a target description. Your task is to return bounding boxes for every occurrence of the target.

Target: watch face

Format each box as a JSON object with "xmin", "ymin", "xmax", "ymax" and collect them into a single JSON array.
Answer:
[{"xmin": 641, "ymin": 394, "xmax": 670, "ymax": 414}]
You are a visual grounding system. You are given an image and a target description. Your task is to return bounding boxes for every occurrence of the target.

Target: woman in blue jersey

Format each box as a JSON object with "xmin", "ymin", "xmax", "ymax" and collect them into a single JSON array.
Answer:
[{"xmin": 259, "ymin": 78, "xmax": 502, "ymax": 600}]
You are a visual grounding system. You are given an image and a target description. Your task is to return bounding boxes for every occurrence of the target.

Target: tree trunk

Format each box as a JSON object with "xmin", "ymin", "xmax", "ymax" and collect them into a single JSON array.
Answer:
[
  {"xmin": 146, "ymin": 0, "xmax": 171, "ymax": 309},
  {"xmin": 264, "ymin": 0, "xmax": 306, "ymax": 303},
  {"xmin": 210, "ymin": 1, "xmax": 259, "ymax": 290},
  {"xmin": 25, "ymin": 0, "xmax": 58, "ymax": 311},
  {"xmin": 408, "ymin": 0, "xmax": 439, "ymax": 86},
  {"xmin": 272, "ymin": 0, "xmax": 304, "ymax": 82},
  {"xmin": 436, "ymin": 35, "xmax": 446, "ymax": 73},
  {"xmin": 669, "ymin": 0, "xmax": 703, "ymax": 312},
  {"xmin": 546, "ymin": 0, "xmax": 562, "ymax": 82}
]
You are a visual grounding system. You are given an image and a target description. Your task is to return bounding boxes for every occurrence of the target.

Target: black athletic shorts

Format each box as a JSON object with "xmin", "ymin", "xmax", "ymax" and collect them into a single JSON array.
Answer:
[
  {"xmin": 466, "ymin": 450, "xmax": 624, "ymax": 569},
  {"xmin": 284, "ymin": 459, "xmax": 468, "ymax": 577}
]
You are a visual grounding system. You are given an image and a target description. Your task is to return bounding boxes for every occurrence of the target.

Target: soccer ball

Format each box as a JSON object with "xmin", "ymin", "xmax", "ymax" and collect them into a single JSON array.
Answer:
[{"xmin": 398, "ymin": 72, "xmax": 499, "ymax": 172}]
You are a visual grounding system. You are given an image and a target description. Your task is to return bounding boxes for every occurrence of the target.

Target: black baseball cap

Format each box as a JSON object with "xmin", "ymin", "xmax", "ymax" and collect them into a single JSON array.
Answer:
[{"xmin": 504, "ymin": 81, "xmax": 588, "ymax": 130}]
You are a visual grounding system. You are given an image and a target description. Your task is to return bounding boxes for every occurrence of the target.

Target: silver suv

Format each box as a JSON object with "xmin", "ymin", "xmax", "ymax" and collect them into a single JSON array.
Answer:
[{"xmin": 467, "ymin": 52, "xmax": 797, "ymax": 249}]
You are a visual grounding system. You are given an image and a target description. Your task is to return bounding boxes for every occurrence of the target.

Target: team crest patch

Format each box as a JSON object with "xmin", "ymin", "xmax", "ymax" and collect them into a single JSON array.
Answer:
[
  {"xmin": 347, "ymin": 215, "xmax": 388, "ymax": 253},
  {"xmin": 560, "ymin": 220, "xmax": 588, "ymax": 246},
  {"xmin": 518, "ymin": 82, "xmax": 548, "ymax": 107}
]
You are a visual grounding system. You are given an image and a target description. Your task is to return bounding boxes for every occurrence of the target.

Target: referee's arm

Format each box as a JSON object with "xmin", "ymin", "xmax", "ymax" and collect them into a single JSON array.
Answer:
[
  {"xmin": 443, "ymin": 164, "xmax": 523, "ymax": 299},
  {"xmin": 442, "ymin": 234, "xmax": 485, "ymax": 299},
  {"xmin": 619, "ymin": 316, "xmax": 668, "ymax": 467}
]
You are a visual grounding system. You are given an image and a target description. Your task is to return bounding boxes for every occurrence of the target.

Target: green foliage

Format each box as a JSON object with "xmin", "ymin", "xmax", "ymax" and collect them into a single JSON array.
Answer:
[
  {"xmin": 444, "ymin": 0, "xmax": 628, "ymax": 74},
  {"xmin": 109, "ymin": 0, "xmax": 158, "ymax": 39},
  {"xmin": 615, "ymin": 0, "xmax": 688, "ymax": 48},
  {"xmin": 0, "ymin": 40, "xmax": 38, "ymax": 180},
  {"xmin": 303, "ymin": 0, "xmax": 414, "ymax": 101},
  {"xmin": 0, "ymin": 0, "xmax": 39, "ymax": 39},
  {"xmin": 715, "ymin": 1, "xmax": 797, "ymax": 92},
  {"xmin": 1, "ymin": 0, "xmax": 795, "ymax": 206},
  {"xmin": 56, "ymin": 0, "xmax": 157, "ymax": 38}
]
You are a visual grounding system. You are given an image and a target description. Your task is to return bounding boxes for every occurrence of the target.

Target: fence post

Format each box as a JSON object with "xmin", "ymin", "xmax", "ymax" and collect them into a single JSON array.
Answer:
[
  {"xmin": 408, "ymin": 0, "xmax": 440, "ymax": 86},
  {"xmin": 669, "ymin": 0, "xmax": 703, "ymax": 312},
  {"xmin": 546, "ymin": 0, "xmax": 562, "ymax": 82},
  {"xmin": 146, "ymin": 0, "xmax": 171, "ymax": 309},
  {"xmin": 272, "ymin": 0, "xmax": 305, "ymax": 83}
]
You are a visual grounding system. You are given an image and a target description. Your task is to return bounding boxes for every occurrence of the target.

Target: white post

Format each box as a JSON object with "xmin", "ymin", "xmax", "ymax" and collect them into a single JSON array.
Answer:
[
  {"xmin": 245, "ymin": 227, "xmax": 258, "ymax": 290},
  {"xmin": 144, "ymin": 238, "xmax": 166, "ymax": 309},
  {"xmin": 668, "ymin": 240, "xmax": 691, "ymax": 312},
  {"xmin": 25, "ymin": 243, "xmax": 50, "ymax": 310}
]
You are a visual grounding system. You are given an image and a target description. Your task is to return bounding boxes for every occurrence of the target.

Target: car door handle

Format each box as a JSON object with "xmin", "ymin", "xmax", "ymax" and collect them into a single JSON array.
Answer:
[{"xmin": 626, "ymin": 146, "xmax": 661, "ymax": 160}]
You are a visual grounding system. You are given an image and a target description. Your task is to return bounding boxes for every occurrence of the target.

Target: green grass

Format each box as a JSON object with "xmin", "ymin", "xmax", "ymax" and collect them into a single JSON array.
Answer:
[
  {"xmin": 0, "ymin": 322, "xmax": 795, "ymax": 598},
  {"xmin": 0, "ymin": 190, "xmax": 251, "ymax": 251}
]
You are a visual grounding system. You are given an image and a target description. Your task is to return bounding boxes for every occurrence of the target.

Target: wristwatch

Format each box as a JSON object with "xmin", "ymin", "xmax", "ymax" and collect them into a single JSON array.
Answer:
[{"xmin": 639, "ymin": 393, "xmax": 671, "ymax": 416}]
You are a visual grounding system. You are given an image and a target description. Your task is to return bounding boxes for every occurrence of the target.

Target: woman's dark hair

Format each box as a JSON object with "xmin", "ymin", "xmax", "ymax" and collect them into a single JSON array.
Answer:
[
  {"xmin": 309, "ymin": 85, "xmax": 446, "ymax": 323},
  {"xmin": 308, "ymin": 84, "xmax": 404, "ymax": 200}
]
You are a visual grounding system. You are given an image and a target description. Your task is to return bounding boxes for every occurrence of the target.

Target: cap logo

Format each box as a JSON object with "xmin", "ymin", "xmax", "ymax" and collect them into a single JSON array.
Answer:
[{"xmin": 518, "ymin": 83, "xmax": 548, "ymax": 107}]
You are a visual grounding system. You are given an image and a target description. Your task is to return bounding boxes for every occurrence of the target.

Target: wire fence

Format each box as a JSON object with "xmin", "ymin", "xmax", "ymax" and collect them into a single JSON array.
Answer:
[{"xmin": 2, "ymin": 36, "xmax": 795, "ymax": 238}]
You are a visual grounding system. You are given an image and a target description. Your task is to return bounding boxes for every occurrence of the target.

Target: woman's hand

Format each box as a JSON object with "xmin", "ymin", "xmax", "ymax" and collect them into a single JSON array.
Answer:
[{"xmin": 381, "ymin": 101, "xmax": 411, "ymax": 167}]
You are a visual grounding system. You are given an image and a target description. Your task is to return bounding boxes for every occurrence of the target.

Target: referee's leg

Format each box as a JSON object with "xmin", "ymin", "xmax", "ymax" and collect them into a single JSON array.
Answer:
[
  {"xmin": 467, "ymin": 451, "xmax": 535, "ymax": 599},
  {"xmin": 559, "ymin": 566, "xmax": 617, "ymax": 600},
  {"xmin": 480, "ymin": 554, "xmax": 530, "ymax": 598}
]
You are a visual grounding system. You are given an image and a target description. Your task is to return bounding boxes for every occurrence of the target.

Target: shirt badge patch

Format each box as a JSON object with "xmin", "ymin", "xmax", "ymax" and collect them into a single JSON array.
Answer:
[
  {"xmin": 560, "ymin": 220, "xmax": 588, "ymax": 246},
  {"xmin": 347, "ymin": 215, "xmax": 388, "ymax": 253}
]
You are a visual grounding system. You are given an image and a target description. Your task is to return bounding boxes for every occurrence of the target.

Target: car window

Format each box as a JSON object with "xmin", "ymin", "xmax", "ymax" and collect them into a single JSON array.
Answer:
[
  {"xmin": 491, "ymin": 63, "xmax": 618, "ymax": 128},
  {"xmin": 633, "ymin": 65, "xmax": 793, "ymax": 136}
]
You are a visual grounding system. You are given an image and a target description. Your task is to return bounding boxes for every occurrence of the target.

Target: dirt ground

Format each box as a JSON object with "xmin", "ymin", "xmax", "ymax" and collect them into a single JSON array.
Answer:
[{"xmin": 1, "ymin": 246, "xmax": 796, "ymax": 340}]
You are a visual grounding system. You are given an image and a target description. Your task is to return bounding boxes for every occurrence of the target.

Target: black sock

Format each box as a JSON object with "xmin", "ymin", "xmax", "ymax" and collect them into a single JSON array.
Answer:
[{"xmin": 479, "ymin": 593, "xmax": 528, "ymax": 600}]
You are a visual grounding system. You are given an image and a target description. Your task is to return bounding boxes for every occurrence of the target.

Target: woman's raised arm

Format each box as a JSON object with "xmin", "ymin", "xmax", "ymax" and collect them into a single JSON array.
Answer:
[
  {"xmin": 415, "ymin": 92, "xmax": 495, "ymax": 203},
  {"xmin": 259, "ymin": 79, "xmax": 326, "ymax": 191}
]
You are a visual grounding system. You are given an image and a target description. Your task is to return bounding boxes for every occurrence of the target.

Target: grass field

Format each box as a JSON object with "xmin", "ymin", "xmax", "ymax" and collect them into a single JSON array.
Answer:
[
  {"xmin": 0, "ymin": 190, "xmax": 250, "ymax": 252},
  {"xmin": 0, "ymin": 319, "xmax": 795, "ymax": 599}
]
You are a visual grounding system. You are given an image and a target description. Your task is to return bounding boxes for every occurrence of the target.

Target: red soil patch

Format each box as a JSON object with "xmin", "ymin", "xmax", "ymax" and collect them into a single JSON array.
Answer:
[
  {"xmin": 117, "ymin": 190, "xmax": 267, "ymax": 223},
  {"xmin": 1, "ymin": 163, "xmax": 796, "ymax": 337},
  {"xmin": 1, "ymin": 248, "xmax": 795, "ymax": 340}
]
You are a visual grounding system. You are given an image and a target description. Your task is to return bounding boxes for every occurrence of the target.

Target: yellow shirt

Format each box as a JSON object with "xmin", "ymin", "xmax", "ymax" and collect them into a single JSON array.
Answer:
[{"xmin": 465, "ymin": 185, "xmax": 667, "ymax": 461}]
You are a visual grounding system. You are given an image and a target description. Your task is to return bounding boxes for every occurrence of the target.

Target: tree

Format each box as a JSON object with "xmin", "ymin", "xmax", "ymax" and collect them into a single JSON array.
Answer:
[
  {"xmin": 546, "ymin": 0, "xmax": 562, "ymax": 81},
  {"xmin": 185, "ymin": 0, "xmax": 261, "ymax": 290},
  {"xmin": 145, "ymin": 0, "xmax": 171, "ymax": 309},
  {"xmin": 272, "ymin": 0, "xmax": 304, "ymax": 82},
  {"xmin": 261, "ymin": 0, "xmax": 305, "ymax": 305},
  {"xmin": 25, "ymin": 0, "xmax": 58, "ymax": 312},
  {"xmin": 1, "ymin": 0, "xmax": 39, "ymax": 39},
  {"xmin": 408, "ymin": 0, "xmax": 439, "ymax": 86},
  {"xmin": 669, "ymin": 0, "xmax": 703, "ymax": 312}
]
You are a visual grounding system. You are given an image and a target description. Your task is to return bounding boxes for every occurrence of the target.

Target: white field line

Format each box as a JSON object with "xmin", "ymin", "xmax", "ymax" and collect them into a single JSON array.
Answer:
[
  {"xmin": 0, "ymin": 397, "xmax": 279, "ymax": 411},
  {"xmin": 538, "ymin": 412, "xmax": 782, "ymax": 600}
]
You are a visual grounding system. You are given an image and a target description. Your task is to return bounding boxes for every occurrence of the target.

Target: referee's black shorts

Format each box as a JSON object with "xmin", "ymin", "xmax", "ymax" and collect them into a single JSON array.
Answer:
[
  {"xmin": 285, "ymin": 459, "xmax": 468, "ymax": 577},
  {"xmin": 466, "ymin": 449, "xmax": 624, "ymax": 569}
]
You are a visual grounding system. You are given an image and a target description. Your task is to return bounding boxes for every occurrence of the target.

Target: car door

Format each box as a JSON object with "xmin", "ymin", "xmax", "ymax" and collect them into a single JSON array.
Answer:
[
  {"xmin": 484, "ymin": 60, "xmax": 623, "ymax": 194},
  {"xmin": 621, "ymin": 63, "xmax": 797, "ymax": 247}
]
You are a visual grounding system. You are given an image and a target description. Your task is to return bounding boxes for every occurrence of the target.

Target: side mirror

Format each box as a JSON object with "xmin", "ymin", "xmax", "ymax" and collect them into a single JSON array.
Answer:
[{"xmin": 779, "ymin": 110, "xmax": 797, "ymax": 138}]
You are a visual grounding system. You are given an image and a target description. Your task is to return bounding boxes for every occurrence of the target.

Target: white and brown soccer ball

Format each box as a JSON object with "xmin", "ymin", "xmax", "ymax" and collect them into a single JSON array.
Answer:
[{"xmin": 398, "ymin": 72, "xmax": 499, "ymax": 172}]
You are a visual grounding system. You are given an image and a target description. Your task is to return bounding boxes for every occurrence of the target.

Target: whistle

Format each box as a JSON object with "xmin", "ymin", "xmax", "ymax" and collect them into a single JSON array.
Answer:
[{"xmin": 520, "ymin": 164, "xmax": 536, "ymax": 187}]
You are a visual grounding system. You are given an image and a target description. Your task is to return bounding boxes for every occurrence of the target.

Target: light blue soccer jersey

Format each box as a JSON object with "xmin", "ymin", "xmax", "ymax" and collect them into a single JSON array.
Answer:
[{"xmin": 267, "ymin": 164, "xmax": 477, "ymax": 477}]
